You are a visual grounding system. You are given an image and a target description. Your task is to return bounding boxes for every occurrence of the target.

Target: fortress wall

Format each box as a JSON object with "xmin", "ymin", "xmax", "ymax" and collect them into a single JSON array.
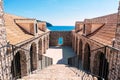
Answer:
[{"xmin": 50, "ymin": 31, "xmax": 72, "ymax": 46}]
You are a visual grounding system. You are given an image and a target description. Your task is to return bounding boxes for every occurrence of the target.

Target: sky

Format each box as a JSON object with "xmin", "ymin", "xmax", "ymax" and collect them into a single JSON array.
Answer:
[{"xmin": 4, "ymin": 0, "xmax": 119, "ymax": 26}]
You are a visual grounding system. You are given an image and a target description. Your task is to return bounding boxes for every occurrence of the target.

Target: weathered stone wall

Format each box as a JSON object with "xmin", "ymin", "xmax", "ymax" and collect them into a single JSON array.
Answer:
[
  {"xmin": 0, "ymin": 0, "xmax": 8, "ymax": 80},
  {"xmin": 50, "ymin": 31, "xmax": 72, "ymax": 46},
  {"xmin": 72, "ymin": 28, "xmax": 120, "ymax": 80},
  {"xmin": 111, "ymin": 2, "xmax": 120, "ymax": 80},
  {"xmin": 6, "ymin": 32, "xmax": 50, "ymax": 80}
]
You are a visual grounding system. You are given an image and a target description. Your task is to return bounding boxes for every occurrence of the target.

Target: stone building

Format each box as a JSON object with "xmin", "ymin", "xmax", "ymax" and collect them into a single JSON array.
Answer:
[
  {"xmin": 72, "ymin": 3, "xmax": 120, "ymax": 80},
  {"xmin": 0, "ymin": 0, "xmax": 120, "ymax": 80},
  {"xmin": 0, "ymin": 0, "xmax": 50, "ymax": 80}
]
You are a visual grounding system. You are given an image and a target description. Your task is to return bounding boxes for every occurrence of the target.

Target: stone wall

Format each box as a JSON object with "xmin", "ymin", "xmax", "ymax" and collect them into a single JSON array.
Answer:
[
  {"xmin": 0, "ymin": 0, "xmax": 8, "ymax": 80},
  {"xmin": 72, "ymin": 27, "xmax": 120, "ymax": 80},
  {"xmin": 50, "ymin": 31, "xmax": 72, "ymax": 46}
]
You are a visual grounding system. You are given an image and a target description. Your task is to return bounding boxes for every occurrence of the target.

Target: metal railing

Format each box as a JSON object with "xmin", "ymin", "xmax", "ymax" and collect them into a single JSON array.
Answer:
[
  {"xmin": 68, "ymin": 46, "xmax": 120, "ymax": 80},
  {"xmin": 0, "ymin": 43, "xmax": 53, "ymax": 80}
]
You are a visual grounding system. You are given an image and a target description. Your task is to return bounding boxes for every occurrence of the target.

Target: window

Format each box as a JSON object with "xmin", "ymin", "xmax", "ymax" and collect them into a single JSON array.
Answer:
[
  {"xmin": 83, "ymin": 24, "xmax": 85, "ymax": 34},
  {"xmin": 35, "ymin": 24, "xmax": 38, "ymax": 33}
]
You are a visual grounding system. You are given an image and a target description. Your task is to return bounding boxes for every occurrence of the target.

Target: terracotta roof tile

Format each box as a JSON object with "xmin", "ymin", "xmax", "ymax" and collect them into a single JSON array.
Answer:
[{"xmin": 4, "ymin": 13, "xmax": 34, "ymax": 45}]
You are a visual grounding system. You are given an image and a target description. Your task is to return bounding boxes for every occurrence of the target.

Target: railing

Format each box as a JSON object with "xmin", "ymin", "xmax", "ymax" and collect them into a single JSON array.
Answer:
[
  {"xmin": 0, "ymin": 44, "xmax": 53, "ymax": 80},
  {"xmin": 68, "ymin": 46, "xmax": 120, "ymax": 80},
  {"xmin": 68, "ymin": 56, "xmax": 104, "ymax": 80},
  {"xmin": 32, "ymin": 55, "xmax": 53, "ymax": 74}
]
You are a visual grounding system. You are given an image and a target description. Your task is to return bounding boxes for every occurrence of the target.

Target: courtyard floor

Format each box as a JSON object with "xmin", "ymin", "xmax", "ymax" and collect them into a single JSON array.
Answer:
[{"xmin": 43, "ymin": 46, "xmax": 76, "ymax": 65}]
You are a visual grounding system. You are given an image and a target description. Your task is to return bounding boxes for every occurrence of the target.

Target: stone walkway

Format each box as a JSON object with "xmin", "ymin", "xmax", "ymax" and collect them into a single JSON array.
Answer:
[
  {"xmin": 20, "ymin": 64, "xmax": 97, "ymax": 80},
  {"xmin": 18, "ymin": 46, "xmax": 98, "ymax": 80},
  {"xmin": 43, "ymin": 46, "xmax": 76, "ymax": 64}
]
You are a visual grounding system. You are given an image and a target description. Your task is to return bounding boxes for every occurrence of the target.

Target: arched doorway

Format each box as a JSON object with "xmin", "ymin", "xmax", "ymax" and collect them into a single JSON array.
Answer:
[
  {"xmin": 76, "ymin": 37, "xmax": 78, "ymax": 53},
  {"xmin": 38, "ymin": 39, "xmax": 42, "ymax": 60},
  {"xmin": 43, "ymin": 38, "xmax": 46, "ymax": 54},
  {"xmin": 58, "ymin": 37, "xmax": 63, "ymax": 45},
  {"xmin": 99, "ymin": 52, "xmax": 109, "ymax": 80},
  {"xmin": 79, "ymin": 40, "xmax": 83, "ymax": 60},
  {"xmin": 83, "ymin": 43, "xmax": 91, "ymax": 72},
  {"xmin": 94, "ymin": 51, "xmax": 109, "ymax": 80},
  {"xmin": 11, "ymin": 51, "xmax": 27, "ymax": 78},
  {"xmin": 30, "ymin": 42, "xmax": 37, "ymax": 72},
  {"xmin": 47, "ymin": 36, "xmax": 49, "ymax": 49}
]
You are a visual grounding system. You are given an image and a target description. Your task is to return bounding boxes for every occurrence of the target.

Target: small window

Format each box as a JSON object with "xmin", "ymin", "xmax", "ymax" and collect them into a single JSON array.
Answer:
[
  {"xmin": 58, "ymin": 37, "xmax": 63, "ymax": 45},
  {"xmin": 83, "ymin": 24, "xmax": 85, "ymax": 34},
  {"xmin": 35, "ymin": 24, "xmax": 38, "ymax": 33}
]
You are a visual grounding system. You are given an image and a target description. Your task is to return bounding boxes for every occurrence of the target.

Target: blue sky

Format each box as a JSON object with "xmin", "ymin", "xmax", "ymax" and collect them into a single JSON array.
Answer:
[{"xmin": 4, "ymin": 0, "xmax": 119, "ymax": 26}]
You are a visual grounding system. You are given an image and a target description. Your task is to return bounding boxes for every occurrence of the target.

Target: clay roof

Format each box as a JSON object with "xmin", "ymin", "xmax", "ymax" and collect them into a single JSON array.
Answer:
[
  {"xmin": 89, "ymin": 13, "xmax": 117, "ymax": 45},
  {"xmin": 4, "ymin": 13, "xmax": 34, "ymax": 45},
  {"xmin": 78, "ymin": 13, "xmax": 117, "ymax": 46},
  {"xmin": 89, "ymin": 23, "xmax": 116, "ymax": 45}
]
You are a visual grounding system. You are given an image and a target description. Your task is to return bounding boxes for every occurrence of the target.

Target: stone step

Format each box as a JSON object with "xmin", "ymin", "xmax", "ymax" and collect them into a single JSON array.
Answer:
[{"xmin": 18, "ymin": 64, "xmax": 98, "ymax": 80}]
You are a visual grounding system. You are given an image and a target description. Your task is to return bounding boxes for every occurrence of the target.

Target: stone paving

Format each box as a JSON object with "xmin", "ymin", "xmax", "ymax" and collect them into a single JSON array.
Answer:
[
  {"xmin": 20, "ymin": 64, "xmax": 97, "ymax": 80},
  {"xmin": 18, "ymin": 46, "xmax": 97, "ymax": 80},
  {"xmin": 43, "ymin": 46, "xmax": 76, "ymax": 64}
]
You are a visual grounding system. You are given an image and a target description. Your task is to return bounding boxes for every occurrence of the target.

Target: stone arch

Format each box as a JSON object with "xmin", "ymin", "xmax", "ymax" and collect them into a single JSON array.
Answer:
[
  {"xmin": 58, "ymin": 37, "xmax": 63, "ymax": 45},
  {"xmin": 93, "ymin": 51, "xmax": 109, "ymax": 80},
  {"xmin": 79, "ymin": 39, "xmax": 83, "ymax": 60},
  {"xmin": 43, "ymin": 37, "xmax": 46, "ymax": 54},
  {"xmin": 38, "ymin": 39, "xmax": 42, "ymax": 60},
  {"xmin": 11, "ymin": 50, "xmax": 27, "ymax": 78},
  {"xmin": 72, "ymin": 35, "xmax": 75, "ymax": 50},
  {"xmin": 83, "ymin": 43, "xmax": 91, "ymax": 72},
  {"xmin": 30, "ymin": 42, "xmax": 37, "ymax": 72},
  {"xmin": 47, "ymin": 35, "xmax": 49, "ymax": 49},
  {"xmin": 76, "ymin": 37, "xmax": 78, "ymax": 53},
  {"xmin": 93, "ymin": 51, "xmax": 103, "ymax": 75}
]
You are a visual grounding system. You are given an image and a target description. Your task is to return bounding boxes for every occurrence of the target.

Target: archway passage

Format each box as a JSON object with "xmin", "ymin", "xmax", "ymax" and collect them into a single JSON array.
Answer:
[
  {"xmin": 11, "ymin": 51, "xmax": 27, "ymax": 78},
  {"xmin": 76, "ymin": 37, "xmax": 78, "ymax": 53},
  {"xmin": 58, "ymin": 37, "xmax": 63, "ymax": 45},
  {"xmin": 99, "ymin": 53, "xmax": 109, "ymax": 80},
  {"xmin": 43, "ymin": 38, "xmax": 46, "ymax": 54},
  {"xmin": 83, "ymin": 43, "xmax": 91, "ymax": 72},
  {"xmin": 38, "ymin": 39, "xmax": 42, "ymax": 60},
  {"xmin": 94, "ymin": 51, "xmax": 109, "ymax": 80},
  {"xmin": 79, "ymin": 40, "xmax": 83, "ymax": 60},
  {"xmin": 30, "ymin": 43, "xmax": 37, "ymax": 72}
]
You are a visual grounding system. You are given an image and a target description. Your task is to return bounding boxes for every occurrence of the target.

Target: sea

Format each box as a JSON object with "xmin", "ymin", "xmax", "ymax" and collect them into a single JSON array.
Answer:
[
  {"xmin": 47, "ymin": 26, "xmax": 75, "ymax": 44},
  {"xmin": 47, "ymin": 26, "xmax": 75, "ymax": 31}
]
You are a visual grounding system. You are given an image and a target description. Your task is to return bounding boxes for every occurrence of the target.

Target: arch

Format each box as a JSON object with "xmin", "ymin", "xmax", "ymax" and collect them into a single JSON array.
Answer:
[
  {"xmin": 93, "ymin": 51, "xmax": 109, "ymax": 80},
  {"xmin": 83, "ymin": 24, "xmax": 85, "ymax": 34},
  {"xmin": 30, "ymin": 42, "xmax": 37, "ymax": 72},
  {"xmin": 38, "ymin": 39, "xmax": 42, "ymax": 60},
  {"xmin": 43, "ymin": 37, "xmax": 46, "ymax": 54},
  {"xmin": 76, "ymin": 37, "xmax": 78, "ymax": 53},
  {"xmin": 47, "ymin": 35, "xmax": 49, "ymax": 49},
  {"xmin": 58, "ymin": 37, "xmax": 63, "ymax": 45},
  {"xmin": 79, "ymin": 39, "xmax": 83, "ymax": 60},
  {"xmin": 72, "ymin": 35, "xmax": 75, "ymax": 50},
  {"xmin": 93, "ymin": 51, "xmax": 103, "ymax": 75},
  {"xmin": 83, "ymin": 43, "xmax": 91, "ymax": 72},
  {"xmin": 11, "ymin": 50, "xmax": 27, "ymax": 78}
]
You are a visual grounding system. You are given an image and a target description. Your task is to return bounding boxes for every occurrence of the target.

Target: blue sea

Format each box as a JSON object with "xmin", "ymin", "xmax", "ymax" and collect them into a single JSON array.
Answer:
[{"xmin": 47, "ymin": 26, "xmax": 75, "ymax": 31}]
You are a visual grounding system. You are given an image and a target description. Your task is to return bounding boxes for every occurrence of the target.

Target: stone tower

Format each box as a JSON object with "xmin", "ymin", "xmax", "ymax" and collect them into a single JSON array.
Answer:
[{"xmin": 0, "ymin": 0, "xmax": 8, "ymax": 80}]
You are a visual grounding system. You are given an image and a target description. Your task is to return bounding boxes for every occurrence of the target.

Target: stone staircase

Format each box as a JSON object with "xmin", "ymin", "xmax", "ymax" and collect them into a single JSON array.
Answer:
[{"xmin": 18, "ymin": 64, "xmax": 98, "ymax": 80}]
